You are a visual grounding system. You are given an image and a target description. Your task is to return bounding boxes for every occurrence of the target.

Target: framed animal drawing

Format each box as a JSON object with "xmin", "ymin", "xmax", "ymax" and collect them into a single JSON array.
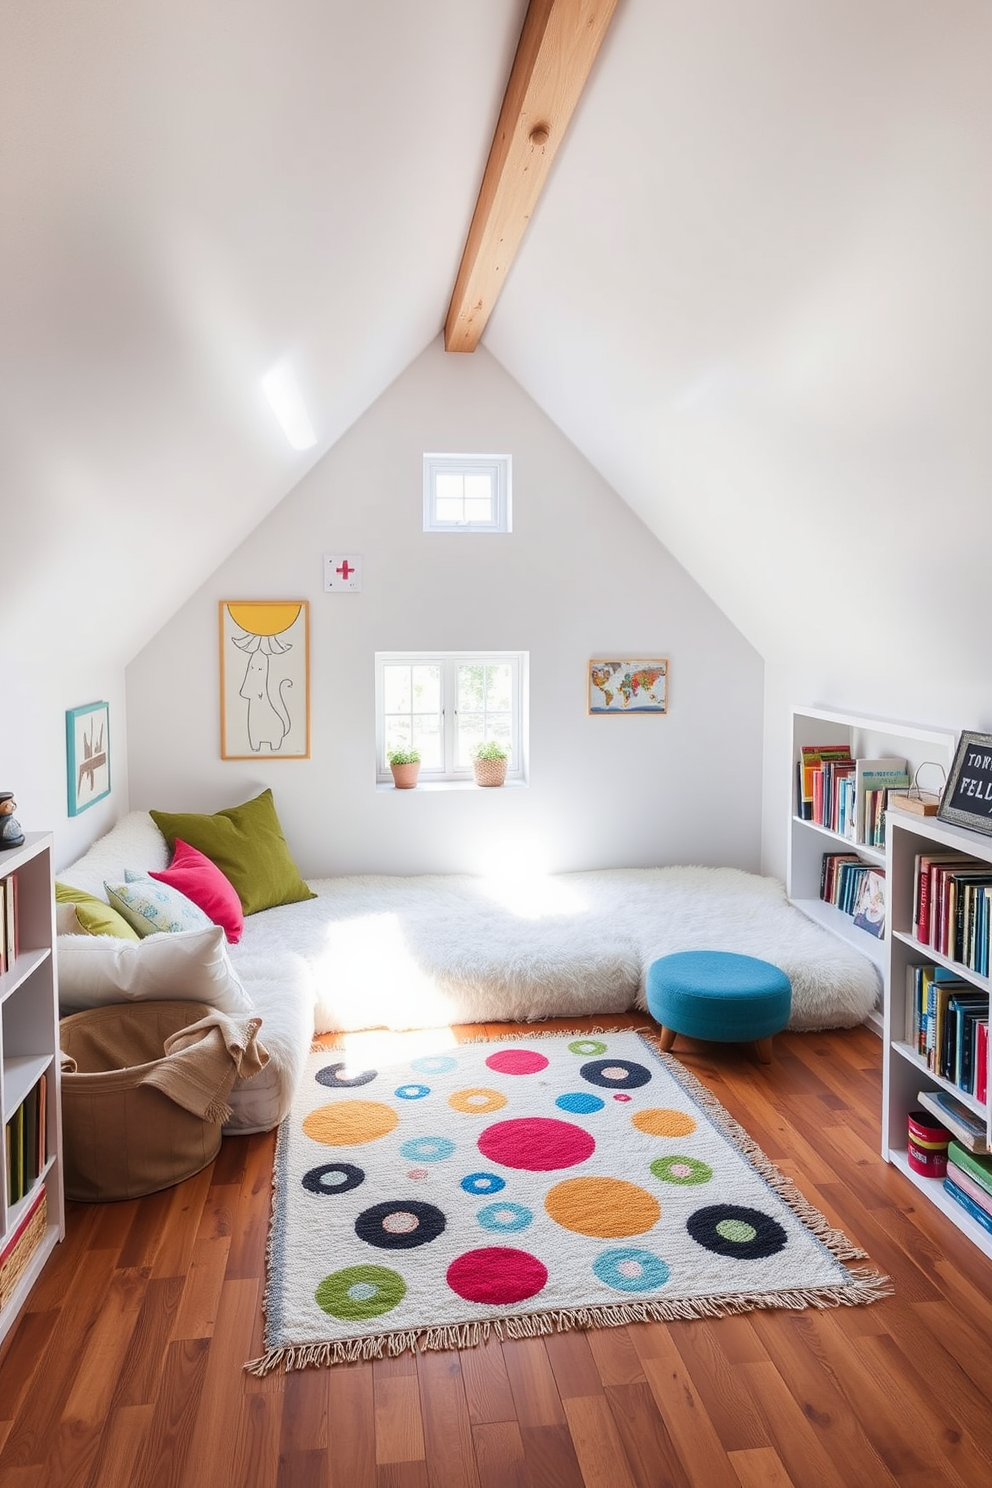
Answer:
[{"xmin": 219, "ymin": 601, "xmax": 311, "ymax": 760}]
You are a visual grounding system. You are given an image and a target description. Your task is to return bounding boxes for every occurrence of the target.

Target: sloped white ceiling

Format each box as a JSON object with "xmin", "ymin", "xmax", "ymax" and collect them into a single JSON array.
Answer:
[
  {"xmin": 486, "ymin": 0, "xmax": 992, "ymax": 684},
  {"xmin": 0, "ymin": 0, "xmax": 526, "ymax": 658},
  {"xmin": 3, "ymin": 1, "xmax": 990, "ymax": 687}
]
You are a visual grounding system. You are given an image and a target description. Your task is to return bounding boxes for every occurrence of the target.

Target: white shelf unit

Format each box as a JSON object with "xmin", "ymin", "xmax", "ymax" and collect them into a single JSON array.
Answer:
[
  {"xmin": 788, "ymin": 707, "xmax": 956, "ymax": 987},
  {"xmin": 0, "ymin": 833, "xmax": 65, "ymax": 1348},
  {"xmin": 883, "ymin": 810, "xmax": 992, "ymax": 1260}
]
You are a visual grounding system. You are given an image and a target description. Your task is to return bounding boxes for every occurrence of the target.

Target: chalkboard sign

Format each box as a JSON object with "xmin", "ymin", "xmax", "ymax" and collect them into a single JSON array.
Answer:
[{"xmin": 937, "ymin": 731, "xmax": 992, "ymax": 836}]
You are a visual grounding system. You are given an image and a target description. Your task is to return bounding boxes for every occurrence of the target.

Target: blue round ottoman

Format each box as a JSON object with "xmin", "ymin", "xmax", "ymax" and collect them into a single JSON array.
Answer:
[{"xmin": 646, "ymin": 950, "xmax": 792, "ymax": 1064}]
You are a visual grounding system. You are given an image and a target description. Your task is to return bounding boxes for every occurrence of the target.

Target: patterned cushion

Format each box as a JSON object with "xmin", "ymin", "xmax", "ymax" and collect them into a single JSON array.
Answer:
[{"xmin": 104, "ymin": 875, "xmax": 213, "ymax": 938}]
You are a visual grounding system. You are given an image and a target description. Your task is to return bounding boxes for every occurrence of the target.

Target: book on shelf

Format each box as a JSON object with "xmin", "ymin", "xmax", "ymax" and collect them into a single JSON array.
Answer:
[
  {"xmin": 852, "ymin": 868, "xmax": 886, "ymax": 938},
  {"xmin": 947, "ymin": 1140, "xmax": 992, "ymax": 1200},
  {"xmin": 916, "ymin": 1089, "xmax": 989, "ymax": 1154},
  {"xmin": 3, "ymin": 1074, "xmax": 47, "ymax": 1206},
  {"xmin": 943, "ymin": 1178, "xmax": 992, "ymax": 1235},
  {"xmin": 946, "ymin": 1161, "xmax": 992, "ymax": 1219},
  {"xmin": 798, "ymin": 744, "xmax": 852, "ymax": 821},
  {"xmin": 977, "ymin": 1021, "xmax": 989, "ymax": 1105},
  {"xmin": 913, "ymin": 852, "xmax": 976, "ymax": 945},
  {"xmin": 851, "ymin": 760, "xmax": 909, "ymax": 845}
]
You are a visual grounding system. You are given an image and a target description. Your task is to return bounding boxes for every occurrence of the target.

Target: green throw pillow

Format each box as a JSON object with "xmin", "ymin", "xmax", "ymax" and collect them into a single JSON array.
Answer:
[
  {"xmin": 149, "ymin": 789, "xmax": 315, "ymax": 916},
  {"xmin": 55, "ymin": 882, "xmax": 141, "ymax": 941}
]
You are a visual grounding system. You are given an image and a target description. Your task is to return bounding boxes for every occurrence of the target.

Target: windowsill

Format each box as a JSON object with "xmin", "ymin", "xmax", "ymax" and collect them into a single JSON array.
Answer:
[{"xmin": 375, "ymin": 779, "xmax": 528, "ymax": 793}]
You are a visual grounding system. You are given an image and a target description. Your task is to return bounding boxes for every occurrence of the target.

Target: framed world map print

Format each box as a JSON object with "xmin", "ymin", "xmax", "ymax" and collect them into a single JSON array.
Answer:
[{"xmin": 588, "ymin": 658, "xmax": 668, "ymax": 715}]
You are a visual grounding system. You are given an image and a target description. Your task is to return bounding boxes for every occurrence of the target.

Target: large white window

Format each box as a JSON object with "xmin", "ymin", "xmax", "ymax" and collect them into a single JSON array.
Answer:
[
  {"xmin": 375, "ymin": 652, "xmax": 526, "ymax": 783},
  {"xmin": 423, "ymin": 454, "xmax": 511, "ymax": 533}
]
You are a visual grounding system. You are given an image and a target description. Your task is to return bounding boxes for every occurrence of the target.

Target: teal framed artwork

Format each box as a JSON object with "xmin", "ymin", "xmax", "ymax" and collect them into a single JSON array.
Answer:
[{"xmin": 66, "ymin": 701, "xmax": 111, "ymax": 815}]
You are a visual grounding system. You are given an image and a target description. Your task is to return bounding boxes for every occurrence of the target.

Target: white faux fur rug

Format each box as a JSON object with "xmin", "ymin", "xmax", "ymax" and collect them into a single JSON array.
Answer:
[{"xmin": 232, "ymin": 866, "xmax": 879, "ymax": 1036}]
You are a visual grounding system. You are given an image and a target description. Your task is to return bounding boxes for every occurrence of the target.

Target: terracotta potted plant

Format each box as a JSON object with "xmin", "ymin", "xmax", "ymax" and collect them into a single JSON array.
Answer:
[
  {"xmin": 472, "ymin": 740, "xmax": 509, "ymax": 787},
  {"xmin": 388, "ymin": 748, "xmax": 421, "ymax": 789}
]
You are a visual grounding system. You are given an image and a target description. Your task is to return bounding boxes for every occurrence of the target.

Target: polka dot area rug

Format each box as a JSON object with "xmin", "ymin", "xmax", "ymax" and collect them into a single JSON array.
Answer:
[{"xmin": 247, "ymin": 1031, "xmax": 890, "ymax": 1374}]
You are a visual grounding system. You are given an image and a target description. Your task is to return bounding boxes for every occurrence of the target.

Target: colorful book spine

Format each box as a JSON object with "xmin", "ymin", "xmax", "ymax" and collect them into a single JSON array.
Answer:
[
  {"xmin": 947, "ymin": 1140, "xmax": 992, "ymax": 1200},
  {"xmin": 944, "ymin": 1178, "xmax": 992, "ymax": 1236}
]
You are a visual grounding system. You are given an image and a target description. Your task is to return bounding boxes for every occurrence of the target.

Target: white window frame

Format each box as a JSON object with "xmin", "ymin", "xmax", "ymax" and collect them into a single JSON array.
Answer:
[
  {"xmin": 375, "ymin": 651, "xmax": 526, "ymax": 784},
  {"xmin": 423, "ymin": 454, "xmax": 512, "ymax": 533}
]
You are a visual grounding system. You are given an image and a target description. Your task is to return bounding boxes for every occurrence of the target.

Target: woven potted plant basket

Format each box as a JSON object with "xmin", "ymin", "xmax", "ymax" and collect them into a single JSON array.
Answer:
[{"xmin": 472, "ymin": 741, "xmax": 509, "ymax": 787}]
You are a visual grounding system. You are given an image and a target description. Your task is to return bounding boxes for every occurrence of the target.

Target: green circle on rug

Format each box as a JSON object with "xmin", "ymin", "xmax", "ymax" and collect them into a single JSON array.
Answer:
[
  {"xmin": 568, "ymin": 1039, "xmax": 607, "ymax": 1056},
  {"xmin": 315, "ymin": 1264, "xmax": 406, "ymax": 1320},
  {"xmin": 716, "ymin": 1218, "xmax": 758, "ymax": 1243},
  {"xmin": 650, "ymin": 1155, "xmax": 713, "ymax": 1187}
]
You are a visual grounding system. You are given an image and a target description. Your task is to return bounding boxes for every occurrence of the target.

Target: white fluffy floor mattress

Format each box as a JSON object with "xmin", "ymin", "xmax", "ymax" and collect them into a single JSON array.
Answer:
[{"xmin": 233, "ymin": 865, "xmax": 879, "ymax": 1038}]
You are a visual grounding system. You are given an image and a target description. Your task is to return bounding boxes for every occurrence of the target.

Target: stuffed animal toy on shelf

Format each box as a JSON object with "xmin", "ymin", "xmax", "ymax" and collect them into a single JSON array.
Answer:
[{"xmin": 0, "ymin": 793, "xmax": 25, "ymax": 849}]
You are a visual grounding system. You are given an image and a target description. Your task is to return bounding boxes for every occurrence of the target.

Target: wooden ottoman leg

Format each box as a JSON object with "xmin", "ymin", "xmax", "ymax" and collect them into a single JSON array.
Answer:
[
  {"xmin": 755, "ymin": 1037, "xmax": 773, "ymax": 1064},
  {"xmin": 658, "ymin": 1027, "xmax": 677, "ymax": 1052}
]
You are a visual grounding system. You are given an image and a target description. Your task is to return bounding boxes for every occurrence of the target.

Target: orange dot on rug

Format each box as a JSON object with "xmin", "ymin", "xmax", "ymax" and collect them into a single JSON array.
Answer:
[
  {"xmin": 303, "ymin": 1101, "xmax": 399, "ymax": 1146},
  {"xmin": 632, "ymin": 1108, "xmax": 698, "ymax": 1138},
  {"xmin": 544, "ymin": 1177, "xmax": 661, "ymax": 1237}
]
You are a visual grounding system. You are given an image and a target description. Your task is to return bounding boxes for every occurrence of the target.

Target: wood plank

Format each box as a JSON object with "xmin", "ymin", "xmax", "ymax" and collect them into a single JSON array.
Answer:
[
  {"xmin": 603, "ymin": 1381, "xmax": 691, "ymax": 1488},
  {"xmin": 561, "ymin": 1394, "xmax": 638, "ymax": 1488},
  {"xmin": 543, "ymin": 1329, "xmax": 605, "ymax": 1400},
  {"xmin": 727, "ymin": 1445, "xmax": 796, "ymax": 1488},
  {"xmin": 502, "ymin": 1337, "xmax": 567, "ymax": 1428},
  {"xmin": 519, "ymin": 1423, "xmax": 586, "ymax": 1488},
  {"xmin": 326, "ymin": 1364, "xmax": 376, "ymax": 1488},
  {"xmin": 459, "ymin": 1339, "xmax": 517, "ymax": 1424},
  {"xmin": 444, "ymin": 0, "xmax": 620, "ymax": 352},
  {"xmin": 373, "ymin": 1375, "xmax": 426, "ymax": 1466},
  {"xmin": 471, "ymin": 1421, "xmax": 530, "ymax": 1488},
  {"xmin": 414, "ymin": 1348, "xmax": 481, "ymax": 1488},
  {"xmin": 635, "ymin": 1333, "xmax": 742, "ymax": 1488}
]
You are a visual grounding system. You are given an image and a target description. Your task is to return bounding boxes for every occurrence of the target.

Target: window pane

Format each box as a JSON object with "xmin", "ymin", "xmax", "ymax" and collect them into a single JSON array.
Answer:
[
  {"xmin": 457, "ymin": 712, "xmax": 485, "ymax": 767},
  {"xmin": 411, "ymin": 665, "xmax": 441, "ymax": 712},
  {"xmin": 463, "ymin": 496, "xmax": 493, "ymax": 523},
  {"xmin": 484, "ymin": 663, "xmax": 512, "ymax": 712},
  {"xmin": 464, "ymin": 473, "xmax": 492, "ymax": 502},
  {"xmin": 411, "ymin": 715, "xmax": 442, "ymax": 768},
  {"xmin": 434, "ymin": 496, "xmax": 464, "ymax": 524},
  {"xmin": 486, "ymin": 716, "xmax": 512, "ymax": 757},
  {"xmin": 383, "ymin": 665, "xmax": 411, "ymax": 713},
  {"xmin": 384, "ymin": 717, "xmax": 412, "ymax": 760},
  {"xmin": 435, "ymin": 472, "xmax": 463, "ymax": 502},
  {"xmin": 457, "ymin": 664, "xmax": 485, "ymax": 711}
]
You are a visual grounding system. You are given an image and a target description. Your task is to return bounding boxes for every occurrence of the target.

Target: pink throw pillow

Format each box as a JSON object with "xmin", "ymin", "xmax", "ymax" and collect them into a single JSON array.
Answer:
[{"xmin": 150, "ymin": 839, "xmax": 245, "ymax": 944}]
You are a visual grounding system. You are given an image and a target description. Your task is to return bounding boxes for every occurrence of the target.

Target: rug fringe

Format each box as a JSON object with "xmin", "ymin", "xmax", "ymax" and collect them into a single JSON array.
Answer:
[{"xmin": 244, "ymin": 1270, "xmax": 893, "ymax": 1375}]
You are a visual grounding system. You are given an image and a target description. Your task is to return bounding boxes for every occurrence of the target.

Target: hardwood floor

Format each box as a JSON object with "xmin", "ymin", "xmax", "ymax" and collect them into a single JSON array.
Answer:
[{"xmin": 2, "ymin": 1016, "xmax": 991, "ymax": 1487}]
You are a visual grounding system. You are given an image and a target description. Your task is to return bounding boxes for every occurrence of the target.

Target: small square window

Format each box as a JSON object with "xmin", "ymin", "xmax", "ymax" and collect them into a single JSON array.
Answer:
[{"xmin": 423, "ymin": 454, "xmax": 511, "ymax": 533}]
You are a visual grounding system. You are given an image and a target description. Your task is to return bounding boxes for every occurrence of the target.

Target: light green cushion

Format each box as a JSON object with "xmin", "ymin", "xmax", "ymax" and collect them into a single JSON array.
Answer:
[
  {"xmin": 55, "ymin": 881, "xmax": 141, "ymax": 941},
  {"xmin": 149, "ymin": 789, "xmax": 315, "ymax": 916}
]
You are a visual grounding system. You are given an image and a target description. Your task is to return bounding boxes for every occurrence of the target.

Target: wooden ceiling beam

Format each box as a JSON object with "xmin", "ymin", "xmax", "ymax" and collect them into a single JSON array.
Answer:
[{"xmin": 444, "ymin": 0, "xmax": 620, "ymax": 353}]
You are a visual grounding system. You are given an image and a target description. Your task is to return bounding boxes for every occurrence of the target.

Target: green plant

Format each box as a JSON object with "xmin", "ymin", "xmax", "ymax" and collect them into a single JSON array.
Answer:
[
  {"xmin": 473, "ymin": 740, "xmax": 509, "ymax": 761},
  {"xmin": 387, "ymin": 748, "xmax": 421, "ymax": 766}
]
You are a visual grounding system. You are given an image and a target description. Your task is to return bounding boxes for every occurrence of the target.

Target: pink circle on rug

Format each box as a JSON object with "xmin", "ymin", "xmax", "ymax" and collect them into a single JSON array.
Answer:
[
  {"xmin": 485, "ymin": 1049, "xmax": 550, "ymax": 1075},
  {"xmin": 447, "ymin": 1247, "xmax": 548, "ymax": 1304},
  {"xmin": 478, "ymin": 1117, "xmax": 595, "ymax": 1171}
]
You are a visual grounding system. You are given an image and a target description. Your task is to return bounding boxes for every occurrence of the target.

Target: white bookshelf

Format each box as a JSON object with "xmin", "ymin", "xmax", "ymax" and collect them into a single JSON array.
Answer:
[
  {"xmin": 0, "ymin": 834, "xmax": 65, "ymax": 1347},
  {"xmin": 883, "ymin": 810, "xmax": 992, "ymax": 1260},
  {"xmin": 787, "ymin": 707, "xmax": 956, "ymax": 989}
]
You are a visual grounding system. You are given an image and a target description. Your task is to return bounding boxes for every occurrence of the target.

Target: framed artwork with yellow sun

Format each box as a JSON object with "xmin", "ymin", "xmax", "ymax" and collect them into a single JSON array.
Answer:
[{"xmin": 219, "ymin": 600, "xmax": 311, "ymax": 759}]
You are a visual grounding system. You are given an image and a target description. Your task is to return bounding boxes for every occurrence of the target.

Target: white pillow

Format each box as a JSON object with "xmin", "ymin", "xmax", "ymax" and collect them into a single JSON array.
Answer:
[
  {"xmin": 57, "ymin": 925, "xmax": 253, "ymax": 1016},
  {"xmin": 56, "ymin": 901, "xmax": 83, "ymax": 935},
  {"xmin": 105, "ymin": 875, "xmax": 212, "ymax": 936}
]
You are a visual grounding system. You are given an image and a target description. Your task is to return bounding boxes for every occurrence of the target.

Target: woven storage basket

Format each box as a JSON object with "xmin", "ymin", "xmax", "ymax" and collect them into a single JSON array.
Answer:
[
  {"xmin": 0, "ymin": 1187, "xmax": 47, "ymax": 1313},
  {"xmin": 60, "ymin": 1001, "xmax": 224, "ymax": 1202}
]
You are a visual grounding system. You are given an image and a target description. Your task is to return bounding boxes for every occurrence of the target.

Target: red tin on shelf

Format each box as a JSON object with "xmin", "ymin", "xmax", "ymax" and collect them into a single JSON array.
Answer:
[{"xmin": 907, "ymin": 1109, "xmax": 951, "ymax": 1177}]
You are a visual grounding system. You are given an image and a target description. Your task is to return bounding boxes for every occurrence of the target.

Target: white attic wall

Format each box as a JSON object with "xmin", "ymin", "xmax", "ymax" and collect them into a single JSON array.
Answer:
[{"xmin": 125, "ymin": 340, "xmax": 764, "ymax": 878}]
